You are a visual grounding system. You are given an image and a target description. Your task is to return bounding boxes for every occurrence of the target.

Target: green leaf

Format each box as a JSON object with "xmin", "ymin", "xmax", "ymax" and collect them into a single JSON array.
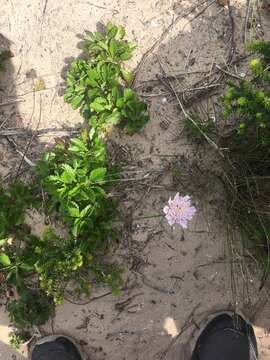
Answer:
[
  {"xmin": 0, "ymin": 253, "xmax": 11, "ymax": 266},
  {"xmin": 80, "ymin": 204, "xmax": 92, "ymax": 218},
  {"xmin": 117, "ymin": 26, "xmax": 126, "ymax": 39},
  {"xmin": 68, "ymin": 185, "xmax": 81, "ymax": 197},
  {"xmin": 86, "ymin": 69, "xmax": 100, "ymax": 87},
  {"xmin": 120, "ymin": 50, "xmax": 133, "ymax": 61},
  {"xmin": 20, "ymin": 263, "xmax": 34, "ymax": 272},
  {"xmin": 87, "ymin": 88, "xmax": 101, "ymax": 102},
  {"xmin": 121, "ymin": 69, "xmax": 134, "ymax": 83},
  {"xmin": 108, "ymin": 26, "xmax": 118, "ymax": 39},
  {"xmin": 68, "ymin": 206, "xmax": 80, "ymax": 218},
  {"xmin": 124, "ymin": 88, "xmax": 134, "ymax": 101},
  {"xmin": 116, "ymin": 98, "xmax": 125, "ymax": 109},
  {"xmin": 95, "ymin": 186, "xmax": 107, "ymax": 197},
  {"xmin": 90, "ymin": 97, "xmax": 107, "ymax": 113},
  {"xmin": 109, "ymin": 39, "xmax": 118, "ymax": 58},
  {"xmin": 5, "ymin": 271, "xmax": 15, "ymax": 283},
  {"xmin": 90, "ymin": 168, "xmax": 107, "ymax": 182},
  {"xmin": 91, "ymin": 102, "xmax": 105, "ymax": 113},
  {"xmin": 106, "ymin": 110, "xmax": 121, "ymax": 124},
  {"xmin": 111, "ymin": 86, "xmax": 121, "ymax": 101},
  {"xmin": 0, "ymin": 239, "xmax": 7, "ymax": 247},
  {"xmin": 71, "ymin": 95, "xmax": 83, "ymax": 110},
  {"xmin": 107, "ymin": 22, "xmax": 117, "ymax": 38},
  {"xmin": 48, "ymin": 175, "xmax": 60, "ymax": 183},
  {"xmin": 68, "ymin": 146, "xmax": 80, "ymax": 153},
  {"xmin": 60, "ymin": 164, "xmax": 76, "ymax": 184},
  {"xmin": 89, "ymin": 127, "xmax": 96, "ymax": 140},
  {"xmin": 94, "ymin": 31, "xmax": 105, "ymax": 41},
  {"xmin": 70, "ymin": 138, "xmax": 88, "ymax": 152}
]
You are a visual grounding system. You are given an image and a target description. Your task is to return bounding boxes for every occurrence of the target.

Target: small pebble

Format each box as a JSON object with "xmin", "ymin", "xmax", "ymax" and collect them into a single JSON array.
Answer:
[
  {"xmin": 210, "ymin": 115, "xmax": 216, "ymax": 123},
  {"xmin": 161, "ymin": 97, "xmax": 167, "ymax": 104}
]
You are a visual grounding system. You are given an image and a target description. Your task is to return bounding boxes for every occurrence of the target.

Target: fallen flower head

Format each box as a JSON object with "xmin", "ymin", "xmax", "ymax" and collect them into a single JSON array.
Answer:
[{"xmin": 163, "ymin": 193, "xmax": 196, "ymax": 229}]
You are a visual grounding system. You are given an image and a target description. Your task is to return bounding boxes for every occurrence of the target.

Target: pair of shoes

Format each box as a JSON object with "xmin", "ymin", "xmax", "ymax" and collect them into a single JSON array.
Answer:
[{"xmin": 31, "ymin": 313, "xmax": 258, "ymax": 360}]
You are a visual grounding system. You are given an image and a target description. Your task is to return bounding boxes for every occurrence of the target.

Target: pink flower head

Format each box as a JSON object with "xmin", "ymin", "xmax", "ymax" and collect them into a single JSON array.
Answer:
[{"xmin": 163, "ymin": 193, "xmax": 196, "ymax": 229}]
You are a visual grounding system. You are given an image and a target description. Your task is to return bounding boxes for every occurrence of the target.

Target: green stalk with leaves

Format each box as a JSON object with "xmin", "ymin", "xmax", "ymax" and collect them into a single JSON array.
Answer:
[{"xmin": 64, "ymin": 22, "xmax": 148, "ymax": 134}]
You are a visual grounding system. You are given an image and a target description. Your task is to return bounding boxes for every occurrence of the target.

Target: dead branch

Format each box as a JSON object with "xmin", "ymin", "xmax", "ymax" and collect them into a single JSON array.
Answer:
[
  {"xmin": 6, "ymin": 136, "xmax": 35, "ymax": 166},
  {"xmin": 0, "ymin": 127, "xmax": 79, "ymax": 138}
]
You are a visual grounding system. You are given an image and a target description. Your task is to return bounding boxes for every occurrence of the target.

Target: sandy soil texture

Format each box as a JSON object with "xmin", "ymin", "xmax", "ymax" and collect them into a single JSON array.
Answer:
[{"xmin": 0, "ymin": 1, "xmax": 270, "ymax": 359}]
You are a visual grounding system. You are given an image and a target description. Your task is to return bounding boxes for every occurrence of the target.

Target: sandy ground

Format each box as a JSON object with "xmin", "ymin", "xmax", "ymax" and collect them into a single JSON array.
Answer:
[{"xmin": 1, "ymin": 0, "xmax": 270, "ymax": 359}]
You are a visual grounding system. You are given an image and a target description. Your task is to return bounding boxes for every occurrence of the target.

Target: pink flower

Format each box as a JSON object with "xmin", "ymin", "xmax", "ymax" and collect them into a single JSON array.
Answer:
[{"xmin": 163, "ymin": 193, "xmax": 196, "ymax": 229}]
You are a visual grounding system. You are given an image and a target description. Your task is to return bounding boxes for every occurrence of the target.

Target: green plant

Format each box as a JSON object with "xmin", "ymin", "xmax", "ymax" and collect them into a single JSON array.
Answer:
[
  {"xmin": 7, "ymin": 289, "xmax": 53, "ymax": 328},
  {"xmin": 64, "ymin": 23, "xmax": 149, "ymax": 134},
  {"xmin": 0, "ymin": 22, "xmax": 147, "ymax": 342},
  {"xmin": 0, "ymin": 182, "xmax": 40, "ymax": 289},
  {"xmin": 35, "ymin": 132, "xmax": 123, "ymax": 303},
  {"xmin": 0, "ymin": 182, "xmax": 38, "ymax": 238},
  {"xmin": 184, "ymin": 116, "xmax": 216, "ymax": 143},
  {"xmin": 184, "ymin": 40, "xmax": 270, "ymax": 285},
  {"xmin": 9, "ymin": 329, "xmax": 31, "ymax": 349},
  {"xmin": 84, "ymin": 22, "xmax": 135, "ymax": 63},
  {"xmin": 36, "ymin": 131, "xmax": 115, "ymax": 239},
  {"xmin": 7, "ymin": 288, "xmax": 52, "ymax": 348},
  {"xmin": 220, "ymin": 40, "xmax": 270, "ymax": 284},
  {"xmin": 223, "ymin": 40, "xmax": 270, "ymax": 140}
]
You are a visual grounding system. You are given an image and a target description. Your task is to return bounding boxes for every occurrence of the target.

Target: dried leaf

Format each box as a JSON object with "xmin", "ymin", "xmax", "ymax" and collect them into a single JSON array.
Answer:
[{"xmin": 34, "ymin": 78, "xmax": 46, "ymax": 92}]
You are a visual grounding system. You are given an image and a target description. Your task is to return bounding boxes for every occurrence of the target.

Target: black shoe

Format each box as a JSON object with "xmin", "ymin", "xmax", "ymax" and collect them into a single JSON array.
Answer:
[
  {"xmin": 31, "ymin": 335, "xmax": 84, "ymax": 360},
  {"xmin": 191, "ymin": 313, "xmax": 258, "ymax": 360}
]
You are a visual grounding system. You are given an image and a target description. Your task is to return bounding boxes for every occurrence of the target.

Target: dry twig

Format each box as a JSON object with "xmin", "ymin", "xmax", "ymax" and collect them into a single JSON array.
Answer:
[
  {"xmin": 227, "ymin": 1, "xmax": 236, "ymax": 64},
  {"xmin": 5, "ymin": 136, "xmax": 35, "ymax": 167},
  {"xmin": 215, "ymin": 64, "xmax": 244, "ymax": 80},
  {"xmin": 156, "ymin": 55, "xmax": 222, "ymax": 154},
  {"xmin": 0, "ymin": 127, "xmax": 79, "ymax": 138},
  {"xmin": 15, "ymin": 95, "xmax": 43, "ymax": 179},
  {"xmin": 0, "ymin": 98, "xmax": 24, "ymax": 106},
  {"xmin": 243, "ymin": 0, "xmax": 251, "ymax": 43}
]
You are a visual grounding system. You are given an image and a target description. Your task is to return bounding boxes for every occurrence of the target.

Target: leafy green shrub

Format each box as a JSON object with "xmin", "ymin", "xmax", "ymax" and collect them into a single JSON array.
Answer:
[
  {"xmin": 9, "ymin": 330, "xmax": 31, "ymax": 349},
  {"xmin": 6, "ymin": 288, "xmax": 52, "ymax": 348},
  {"xmin": 64, "ymin": 23, "xmax": 149, "ymax": 134},
  {"xmin": 0, "ymin": 22, "xmax": 148, "ymax": 341},
  {"xmin": 0, "ymin": 182, "xmax": 38, "ymax": 239},
  {"xmin": 35, "ymin": 131, "xmax": 123, "ymax": 303},
  {"xmin": 221, "ymin": 40, "xmax": 270, "ymax": 174},
  {"xmin": 220, "ymin": 40, "xmax": 270, "ymax": 283},
  {"xmin": 7, "ymin": 289, "xmax": 52, "ymax": 328},
  {"xmin": 0, "ymin": 182, "xmax": 40, "ymax": 289},
  {"xmin": 36, "ymin": 131, "xmax": 115, "ymax": 239},
  {"xmin": 184, "ymin": 40, "xmax": 270, "ymax": 284},
  {"xmin": 84, "ymin": 23, "xmax": 135, "ymax": 63}
]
